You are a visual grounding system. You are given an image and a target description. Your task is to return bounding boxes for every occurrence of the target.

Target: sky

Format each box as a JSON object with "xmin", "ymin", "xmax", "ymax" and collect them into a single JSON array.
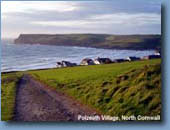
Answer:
[{"xmin": 1, "ymin": 0, "xmax": 161, "ymax": 38}]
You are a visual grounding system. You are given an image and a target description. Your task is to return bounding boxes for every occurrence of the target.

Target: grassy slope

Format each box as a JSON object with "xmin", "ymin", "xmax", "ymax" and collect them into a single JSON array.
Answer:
[
  {"xmin": 29, "ymin": 59, "xmax": 161, "ymax": 117},
  {"xmin": 1, "ymin": 59, "xmax": 161, "ymax": 121},
  {"xmin": 1, "ymin": 73, "xmax": 22, "ymax": 121}
]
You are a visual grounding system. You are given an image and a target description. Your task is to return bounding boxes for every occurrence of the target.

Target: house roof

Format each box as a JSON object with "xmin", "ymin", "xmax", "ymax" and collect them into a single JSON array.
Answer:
[
  {"xmin": 82, "ymin": 58, "xmax": 93, "ymax": 62},
  {"xmin": 95, "ymin": 58, "xmax": 112, "ymax": 62}
]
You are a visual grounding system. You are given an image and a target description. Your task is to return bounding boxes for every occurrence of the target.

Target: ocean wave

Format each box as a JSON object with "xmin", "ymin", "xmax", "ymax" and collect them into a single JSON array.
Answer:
[{"xmin": 1, "ymin": 42, "xmax": 155, "ymax": 72}]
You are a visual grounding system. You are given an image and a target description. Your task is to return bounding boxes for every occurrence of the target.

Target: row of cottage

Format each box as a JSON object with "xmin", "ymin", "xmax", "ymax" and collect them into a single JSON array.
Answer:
[{"xmin": 56, "ymin": 51, "xmax": 161, "ymax": 68}]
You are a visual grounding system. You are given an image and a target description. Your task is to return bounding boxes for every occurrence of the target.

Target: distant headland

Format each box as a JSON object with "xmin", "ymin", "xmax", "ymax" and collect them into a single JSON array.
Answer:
[{"xmin": 14, "ymin": 34, "xmax": 161, "ymax": 50}]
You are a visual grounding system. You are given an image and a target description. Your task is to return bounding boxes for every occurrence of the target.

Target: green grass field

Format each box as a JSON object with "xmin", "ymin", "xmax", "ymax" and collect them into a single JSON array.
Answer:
[
  {"xmin": 1, "ymin": 59, "xmax": 161, "ymax": 121},
  {"xmin": 29, "ymin": 59, "xmax": 161, "ymax": 116},
  {"xmin": 1, "ymin": 72, "xmax": 22, "ymax": 121}
]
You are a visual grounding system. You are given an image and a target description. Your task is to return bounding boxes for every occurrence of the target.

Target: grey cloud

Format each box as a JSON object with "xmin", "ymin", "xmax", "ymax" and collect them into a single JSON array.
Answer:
[
  {"xmin": 2, "ymin": 0, "xmax": 161, "ymax": 38},
  {"xmin": 3, "ymin": 0, "xmax": 161, "ymax": 22}
]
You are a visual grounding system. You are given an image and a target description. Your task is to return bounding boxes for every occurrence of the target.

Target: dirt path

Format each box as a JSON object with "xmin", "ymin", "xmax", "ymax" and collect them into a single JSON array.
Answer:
[{"xmin": 14, "ymin": 74, "xmax": 99, "ymax": 121}]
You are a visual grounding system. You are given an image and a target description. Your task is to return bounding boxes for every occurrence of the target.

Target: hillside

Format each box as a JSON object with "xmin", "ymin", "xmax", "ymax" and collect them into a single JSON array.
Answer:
[
  {"xmin": 1, "ymin": 59, "xmax": 161, "ymax": 121},
  {"xmin": 14, "ymin": 34, "xmax": 161, "ymax": 50},
  {"xmin": 29, "ymin": 59, "xmax": 161, "ymax": 117}
]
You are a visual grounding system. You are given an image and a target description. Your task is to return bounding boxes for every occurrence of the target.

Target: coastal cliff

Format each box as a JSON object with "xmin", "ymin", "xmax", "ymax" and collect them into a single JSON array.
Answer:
[{"xmin": 14, "ymin": 34, "xmax": 161, "ymax": 50}]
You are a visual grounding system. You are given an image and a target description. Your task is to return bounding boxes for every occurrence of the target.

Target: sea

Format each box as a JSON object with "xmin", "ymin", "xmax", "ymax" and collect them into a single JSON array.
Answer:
[{"xmin": 1, "ymin": 39, "xmax": 155, "ymax": 72}]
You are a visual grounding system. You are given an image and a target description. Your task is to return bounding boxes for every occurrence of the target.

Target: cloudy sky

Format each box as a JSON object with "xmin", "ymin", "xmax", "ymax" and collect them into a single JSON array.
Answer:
[{"xmin": 1, "ymin": 0, "xmax": 161, "ymax": 38}]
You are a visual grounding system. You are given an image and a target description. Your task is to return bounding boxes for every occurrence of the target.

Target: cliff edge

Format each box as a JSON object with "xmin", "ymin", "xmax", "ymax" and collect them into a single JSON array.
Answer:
[{"xmin": 14, "ymin": 34, "xmax": 161, "ymax": 50}]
